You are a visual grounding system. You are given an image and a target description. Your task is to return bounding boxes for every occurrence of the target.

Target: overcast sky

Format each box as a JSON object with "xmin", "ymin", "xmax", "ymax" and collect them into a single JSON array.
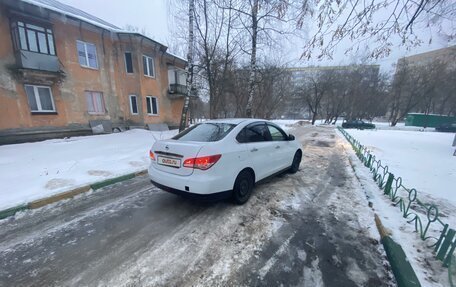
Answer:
[{"xmin": 59, "ymin": 0, "xmax": 454, "ymax": 73}]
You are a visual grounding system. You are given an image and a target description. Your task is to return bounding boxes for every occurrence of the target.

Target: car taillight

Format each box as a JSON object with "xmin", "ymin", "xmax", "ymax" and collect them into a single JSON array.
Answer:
[
  {"xmin": 149, "ymin": 150, "xmax": 155, "ymax": 161},
  {"xmin": 183, "ymin": 154, "xmax": 222, "ymax": 170}
]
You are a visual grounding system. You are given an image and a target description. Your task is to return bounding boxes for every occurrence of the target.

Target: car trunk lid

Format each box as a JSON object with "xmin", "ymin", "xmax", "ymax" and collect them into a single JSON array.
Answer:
[{"xmin": 152, "ymin": 140, "xmax": 204, "ymax": 176}]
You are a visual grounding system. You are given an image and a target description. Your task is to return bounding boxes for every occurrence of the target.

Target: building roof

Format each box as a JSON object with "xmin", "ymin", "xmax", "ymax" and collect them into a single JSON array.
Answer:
[
  {"xmin": 21, "ymin": 0, "xmax": 121, "ymax": 31},
  {"xmin": 19, "ymin": 0, "xmax": 187, "ymax": 63},
  {"xmin": 402, "ymin": 45, "xmax": 456, "ymax": 61},
  {"xmin": 399, "ymin": 45, "xmax": 456, "ymax": 67},
  {"xmin": 287, "ymin": 65, "xmax": 380, "ymax": 72},
  {"xmin": 166, "ymin": 51, "xmax": 187, "ymax": 64}
]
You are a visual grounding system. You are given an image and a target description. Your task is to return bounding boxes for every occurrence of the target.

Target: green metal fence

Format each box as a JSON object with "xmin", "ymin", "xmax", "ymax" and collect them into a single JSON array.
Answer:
[{"xmin": 338, "ymin": 127, "xmax": 455, "ymax": 286}]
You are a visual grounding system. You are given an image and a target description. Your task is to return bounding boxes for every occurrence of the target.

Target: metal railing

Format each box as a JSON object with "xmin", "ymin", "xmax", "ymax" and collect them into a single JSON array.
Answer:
[
  {"xmin": 168, "ymin": 84, "xmax": 198, "ymax": 99},
  {"xmin": 338, "ymin": 127, "xmax": 455, "ymax": 286},
  {"xmin": 169, "ymin": 83, "xmax": 187, "ymax": 95}
]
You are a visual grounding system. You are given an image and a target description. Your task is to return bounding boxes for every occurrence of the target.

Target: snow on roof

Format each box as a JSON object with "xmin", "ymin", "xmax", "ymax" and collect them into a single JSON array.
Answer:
[
  {"xmin": 21, "ymin": 0, "xmax": 121, "ymax": 31},
  {"xmin": 166, "ymin": 51, "xmax": 187, "ymax": 63},
  {"xmin": 19, "ymin": 0, "xmax": 187, "ymax": 64}
]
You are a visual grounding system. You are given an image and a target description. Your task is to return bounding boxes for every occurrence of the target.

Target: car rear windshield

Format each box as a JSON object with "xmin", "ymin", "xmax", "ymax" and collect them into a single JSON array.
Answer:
[{"xmin": 172, "ymin": 123, "xmax": 236, "ymax": 142}]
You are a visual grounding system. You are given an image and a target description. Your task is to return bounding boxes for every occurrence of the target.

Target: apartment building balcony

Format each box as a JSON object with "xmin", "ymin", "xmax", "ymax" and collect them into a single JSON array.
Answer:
[
  {"xmin": 169, "ymin": 83, "xmax": 186, "ymax": 96},
  {"xmin": 8, "ymin": 19, "xmax": 64, "ymax": 84},
  {"xmin": 168, "ymin": 83, "xmax": 197, "ymax": 99},
  {"xmin": 12, "ymin": 51, "xmax": 64, "ymax": 85},
  {"xmin": 15, "ymin": 50, "xmax": 59, "ymax": 72}
]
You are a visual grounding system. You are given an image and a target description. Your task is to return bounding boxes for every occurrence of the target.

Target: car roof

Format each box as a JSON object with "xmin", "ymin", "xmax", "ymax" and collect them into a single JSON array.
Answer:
[{"xmin": 203, "ymin": 118, "xmax": 268, "ymax": 125}]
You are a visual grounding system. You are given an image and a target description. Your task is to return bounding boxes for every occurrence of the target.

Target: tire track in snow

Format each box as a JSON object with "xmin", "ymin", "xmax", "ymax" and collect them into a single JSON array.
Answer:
[{"xmin": 258, "ymin": 231, "xmax": 296, "ymax": 280}]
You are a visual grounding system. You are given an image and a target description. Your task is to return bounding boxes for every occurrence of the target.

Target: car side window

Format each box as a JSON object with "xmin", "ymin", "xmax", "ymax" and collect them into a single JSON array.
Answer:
[
  {"xmin": 267, "ymin": 124, "xmax": 287, "ymax": 141},
  {"xmin": 236, "ymin": 123, "xmax": 271, "ymax": 143}
]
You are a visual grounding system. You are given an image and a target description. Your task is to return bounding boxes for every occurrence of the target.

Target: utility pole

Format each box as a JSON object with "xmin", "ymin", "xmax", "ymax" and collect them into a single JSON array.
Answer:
[{"xmin": 179, "ymin": 0, "xmax": 195, "ymax": 132}]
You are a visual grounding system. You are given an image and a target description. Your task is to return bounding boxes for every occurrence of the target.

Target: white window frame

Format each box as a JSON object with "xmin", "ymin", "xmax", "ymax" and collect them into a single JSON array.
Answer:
[
  {"xmin": 124, "ymin": 51, "xmax": 133, "ymax": 74},
  {"xmin": 143, "ymin": 55, "xmax": 155, "ymax": 78},
  {"xmin": 13, "ymin": 21, "xmax": 56, "ymax": 55},
  {"xmin": 24, "ymin": 84, "xmax": 56, "ymax": 113},
  {"xmin": 146, "ymin": 96, "xmax": 159, "ymax": 116},
  {"xmin": 77, "ymin": 40, "xmax": 98, "ymax": 69},
  {"xmin": 129, "ymin": 95, "xmax": 139, "ymax": 115},
  {"xmin": 85, "ymin": 91, "xmax": 105, "ymax": 115}
]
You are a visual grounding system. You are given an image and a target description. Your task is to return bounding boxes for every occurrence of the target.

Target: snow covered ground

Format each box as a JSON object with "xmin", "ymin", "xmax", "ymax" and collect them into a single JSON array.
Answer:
[
  {"xmin": 0, "ymin": 129, "xmax": 177, "ymax": 211},
  {"xmin": 340, "ymin": 136, "xmax": 453, "ymax": 287},
  {"xmin": 0, "ymin": 125, "xmax": 393, "ymax": 286},
  {"xmin": 345, "ymin": 129, "xmax": 456, "ymax": 207},
  {"xmin": 0, "ymin": 120, "xmax": 313, "ymax": 211},
  {"xmin": 371, "ymin": 122, "xmax": 437, "ymax": 132}
]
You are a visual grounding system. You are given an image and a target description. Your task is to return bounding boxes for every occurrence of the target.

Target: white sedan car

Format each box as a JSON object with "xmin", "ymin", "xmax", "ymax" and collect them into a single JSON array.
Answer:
[{"xmin": 148, "ymin": 119, "xmax": 302, "ymax": 204}]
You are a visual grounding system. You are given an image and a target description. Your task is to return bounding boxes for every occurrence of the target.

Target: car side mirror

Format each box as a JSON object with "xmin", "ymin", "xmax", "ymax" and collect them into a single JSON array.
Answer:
[{"xmin": 288, "ymin": 134, "xmax": 295, "ymax": 141}]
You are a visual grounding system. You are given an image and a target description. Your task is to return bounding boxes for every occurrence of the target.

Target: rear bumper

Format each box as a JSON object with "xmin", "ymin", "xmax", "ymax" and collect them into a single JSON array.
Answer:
[
  {"xmin": 148, "ymin": 163, "xmax": 234, "ymax": 196},
  {"xmin": 150, "ymin": 179, "xmax": 232, "ymax": 201}
]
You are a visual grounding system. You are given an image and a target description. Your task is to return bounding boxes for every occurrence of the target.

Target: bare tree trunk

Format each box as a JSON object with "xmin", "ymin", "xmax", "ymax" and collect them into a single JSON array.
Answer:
[
  {"xmin": 218, "ymin": 0, "xmax": 233, "ymax": 118},
  {"xmin": 179, "ymin": 0, "xmax": 195, "ymax": 132},
  {"xmin": 200, "ymin": 0, "xmax": 216, "ymax": 119},
  {"xmin": 245, "ymin": 0, "xmax": 258, "ymax": 118}
]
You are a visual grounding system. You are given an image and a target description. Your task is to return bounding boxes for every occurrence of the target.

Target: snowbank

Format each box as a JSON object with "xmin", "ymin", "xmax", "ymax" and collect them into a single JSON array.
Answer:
[
  {"xmin": 271, "ymin": 119, "xmax": 308, "ymax": 131},
  {"xmin": 346, "ymin": 129, "xmax": 456, "ymax": 206},
  {"xmin": 0, "ymin": 129, "xmax": 177, "ymax": 210}
]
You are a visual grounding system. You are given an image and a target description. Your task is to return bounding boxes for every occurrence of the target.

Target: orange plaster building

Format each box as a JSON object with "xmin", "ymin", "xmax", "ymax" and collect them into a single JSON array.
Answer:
[{"xmin": 0, "ymin": 0, "xmax": 189, "ymax": 144}]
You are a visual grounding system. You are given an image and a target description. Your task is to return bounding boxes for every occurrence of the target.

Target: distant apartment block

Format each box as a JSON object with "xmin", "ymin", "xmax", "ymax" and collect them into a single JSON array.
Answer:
[
  {"xmin": 397, "ymin": 45, "xmax": 456, "ymax": 68},
  {"xmin": 0, "ymin": 0, "xmax": 190, "ymax": 144},
  {"xmin": 280, "ymin": 65, "xmax": 380, "ymax": 119},
  {"xmin": 288, "ymin": 65, "xmax": 380, "ymax": 86}
]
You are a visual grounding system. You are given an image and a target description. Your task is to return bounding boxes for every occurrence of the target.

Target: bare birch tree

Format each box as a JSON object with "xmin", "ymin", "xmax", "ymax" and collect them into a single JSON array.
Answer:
[
  {"xmin": 179, "ymin": 0, "xmax": 195, "ymax": 132},
  {"xmin": 219, "ymin": 0, "xmax": 310, "ymax": 117}
]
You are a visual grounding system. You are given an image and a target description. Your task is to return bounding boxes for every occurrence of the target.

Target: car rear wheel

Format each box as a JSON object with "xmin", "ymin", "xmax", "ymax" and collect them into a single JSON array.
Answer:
[
  {"xmin": 232, "ymin": 170, "xmax": 254, "ymax": 205},
  {"xmin": 289, "ymin": 150, "xmax": 302, "ymax": 174}
]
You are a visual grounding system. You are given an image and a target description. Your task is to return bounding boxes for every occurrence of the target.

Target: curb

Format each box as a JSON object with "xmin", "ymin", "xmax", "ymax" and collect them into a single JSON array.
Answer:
[
  {"xmin": 90, "ymin": 173, "xmax": 136, "ymax": 190},
  {"xmin": 29, "ymin": 186, "xmax": 92, "ymax": 209},
  {"xmin": 0, "ymin": 204, "xmax": 28, "ymax": 220},
  {"xmin": 375, "ymin": 214, "xmax": 421, "ymax": 287},
  {"xmin": 0, "ymin": 169, "xmax": 148, "ymax": 220}
]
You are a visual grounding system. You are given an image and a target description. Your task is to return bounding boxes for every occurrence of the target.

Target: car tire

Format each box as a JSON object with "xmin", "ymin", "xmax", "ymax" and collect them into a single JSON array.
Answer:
[
  {"xmin": 232, "ymin": 170, "xmax": 254, "ymax": 205},
  {"xmin": 289, "ymin": 150, "xmax": 302, "ymax": 174}
]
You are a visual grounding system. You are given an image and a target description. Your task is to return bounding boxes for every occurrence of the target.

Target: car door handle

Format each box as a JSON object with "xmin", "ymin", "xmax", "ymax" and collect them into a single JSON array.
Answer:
[
  {"xmin": 275, "ymin": 145, "xmax": 280, "ymax": 149},
  {"xmin": 251, "ymin": 148, "xmax": 258, "ymax": 152}
]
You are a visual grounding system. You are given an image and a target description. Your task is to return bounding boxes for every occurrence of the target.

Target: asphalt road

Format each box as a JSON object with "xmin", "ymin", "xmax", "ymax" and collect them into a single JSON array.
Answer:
[{"xmin": 0, "ymin": 126, "xmax": 394, "ymax": 287}]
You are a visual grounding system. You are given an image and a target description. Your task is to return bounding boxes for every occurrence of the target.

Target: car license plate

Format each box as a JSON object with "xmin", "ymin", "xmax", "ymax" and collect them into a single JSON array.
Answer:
[{"xmin": 157, "ymin": 156, "xmax": 181, "ymax": 168}]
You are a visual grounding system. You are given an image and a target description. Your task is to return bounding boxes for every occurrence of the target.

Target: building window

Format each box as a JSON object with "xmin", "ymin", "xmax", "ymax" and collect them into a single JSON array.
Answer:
[
  {"xmin": 168, "ymin": 68, "xmax": 186, "ymax": 85},
  {"xmin": 142, "ymin": 55, "xmax": 155, "ymax": 77},
  {"xmin": 10, "ymin": 20, "xmax": 56, "ymax": 55},
  {"xmin": 146, "ymin": 96, "xmax": 158, "ymax": 115},
  {"xmin": 24, "ymin": 85, "xmax": 56, "ymax": 113},
  {"xmin": 129, "ymin": 95, "xmax": 138, "ymax": 115},
  {"xmin": 77, "ymin": 40, "xmax": 98, "ymax": 69},
  {"xmin": 125, "ymin": 52, "xmax": 133, "ymax": 73},
  {"xmin": 85, "ymin": 91, "xmax": 105, "ymax": 114}
]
